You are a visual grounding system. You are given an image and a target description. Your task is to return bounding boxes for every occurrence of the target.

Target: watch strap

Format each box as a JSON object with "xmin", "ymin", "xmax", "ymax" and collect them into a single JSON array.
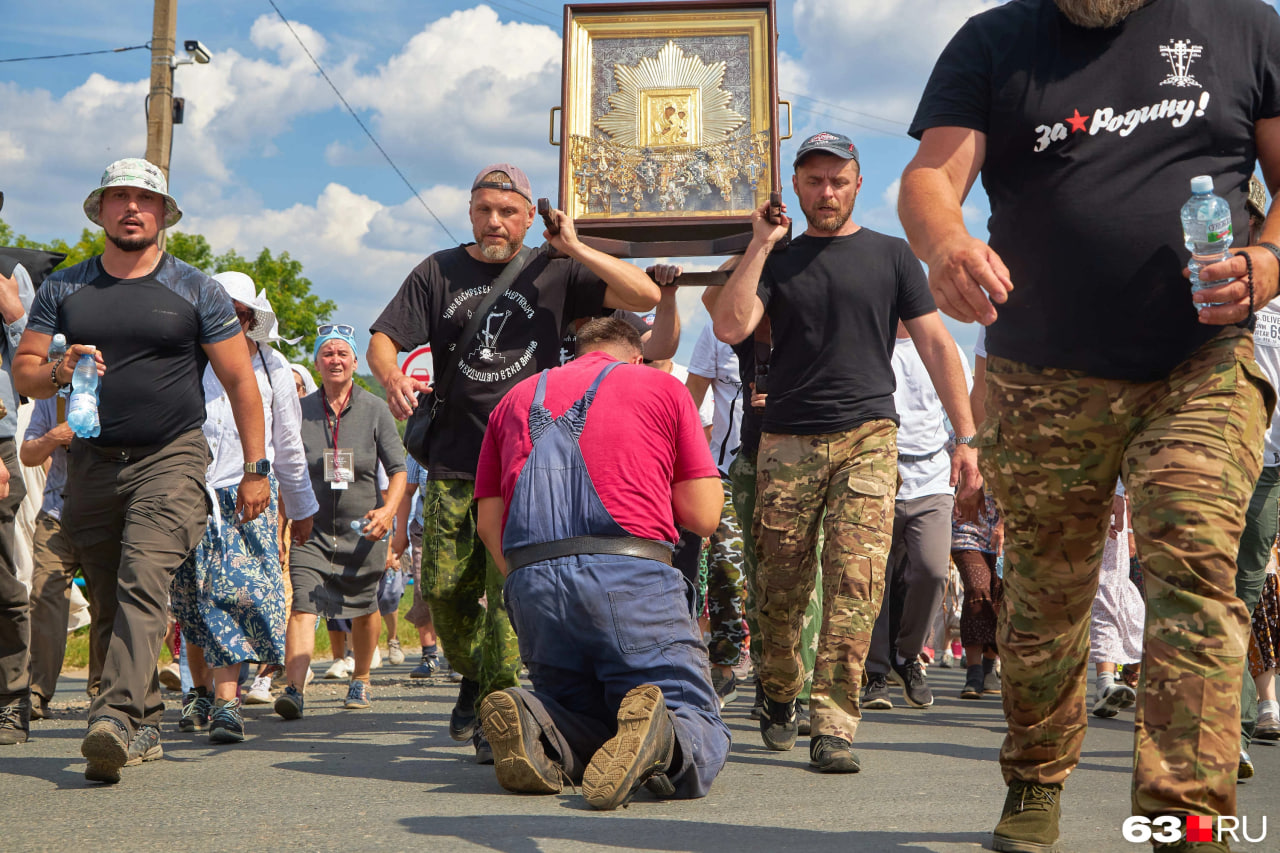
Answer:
[
  {"xmin": 955, "ymin": 434, "xmax": 977, "ymax": 446},
  {"xmin": 1256, "ymin": 242, "xmax": 1280, "ymax": 269}
]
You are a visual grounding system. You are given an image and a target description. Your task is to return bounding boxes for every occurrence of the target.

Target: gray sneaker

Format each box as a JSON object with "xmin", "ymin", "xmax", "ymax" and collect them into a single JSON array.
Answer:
[
  {"xmin": 890, "ymin": 659, "xmax": 934, "ymax": 708},
  {"xmin": 0, "ymin": 697, "xmax": 29, "ymax": 745},
  {"xmin": 861, "ymin": 673, "xmax": 893, "ymax": 710},
  {"xmin": 179, "ymin": 689, "xmax": 212, "ymax": 732},
  {"xmin": 209, "ymin": 698, "xmax": 245, "ymax": 743},
  {"xmin": 124, "ymin": 725, "xmax": 163, "ymax": 765}
]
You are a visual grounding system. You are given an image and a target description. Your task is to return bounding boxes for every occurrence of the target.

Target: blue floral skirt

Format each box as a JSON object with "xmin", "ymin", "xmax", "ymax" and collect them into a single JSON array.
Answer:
[{"xmin": 171, "ymin": 477, "xmax": 285, "ymax": 668}]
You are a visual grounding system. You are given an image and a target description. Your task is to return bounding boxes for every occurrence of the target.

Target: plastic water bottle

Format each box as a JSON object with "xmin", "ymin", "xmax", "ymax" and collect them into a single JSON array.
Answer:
[
  {"xmin": 351, "ymin": 518, "xmax": 372, "ymax": 534},
  {"xmin": 1180, "ymin": 175, "xmax": 1234, "ymax": 308},
  {"xmin": 47, "ymin": 333, "xmax": 67, "ymax": 362},
  {"xmin": 67, "ymin": 351, "xmax": 100, "ymax": 438}
]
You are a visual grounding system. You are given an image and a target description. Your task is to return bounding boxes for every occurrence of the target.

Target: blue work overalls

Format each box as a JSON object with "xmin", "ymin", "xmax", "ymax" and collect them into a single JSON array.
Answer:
[{"xmin": 500, "ymin": 360, "xmax": 730, "ymax": 797}]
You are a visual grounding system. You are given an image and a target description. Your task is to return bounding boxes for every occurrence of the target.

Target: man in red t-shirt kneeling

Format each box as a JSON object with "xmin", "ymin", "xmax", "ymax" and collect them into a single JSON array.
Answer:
[{"xmin": 474, "ymin": 317, "xmax": 728, "ymax": 809}]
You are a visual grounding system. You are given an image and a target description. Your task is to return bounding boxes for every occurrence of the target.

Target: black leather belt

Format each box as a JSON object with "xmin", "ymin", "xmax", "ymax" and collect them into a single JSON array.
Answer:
[{"xmin": 505, "ymin": 535, "xmax": 674, "ymax": 573}]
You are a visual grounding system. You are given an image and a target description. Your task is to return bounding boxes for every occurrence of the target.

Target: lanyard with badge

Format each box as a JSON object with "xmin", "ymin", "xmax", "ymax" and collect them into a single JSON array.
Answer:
[{"xmin": 321, "ymin": 386, "xmax": 355, "ymax": 490}]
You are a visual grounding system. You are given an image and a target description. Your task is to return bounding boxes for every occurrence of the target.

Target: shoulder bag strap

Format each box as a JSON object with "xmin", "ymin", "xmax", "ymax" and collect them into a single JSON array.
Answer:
[{"xmin": 431, "ymin": 244, "xmax": 538, "ymax": 404}]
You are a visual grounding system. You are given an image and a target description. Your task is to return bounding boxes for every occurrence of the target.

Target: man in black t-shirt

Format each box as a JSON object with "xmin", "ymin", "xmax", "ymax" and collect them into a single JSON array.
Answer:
[
  {"xmin": 367, "ymin": 163, "xmax": 660, "ymax": 762},
  {"xmin": 11, "ymin": 158, "xmax": 269, "ymax": 784},
  {"xmin": 900, "ymin": 0, "xmax": 1280, "ymax": 847},
  {"xmin": 712, "ymin": 132, "xmax": 981, "ymax": 773}
]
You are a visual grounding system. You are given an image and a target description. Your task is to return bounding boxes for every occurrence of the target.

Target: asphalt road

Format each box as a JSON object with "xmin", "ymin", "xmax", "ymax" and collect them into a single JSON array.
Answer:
[{"xmin": 2, "ymin": 663, "xmax": 1276, "ymax": 853}]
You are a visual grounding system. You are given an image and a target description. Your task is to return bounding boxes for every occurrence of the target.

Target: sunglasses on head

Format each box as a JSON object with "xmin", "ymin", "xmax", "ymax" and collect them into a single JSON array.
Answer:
[{"xmin": 317, "ymin": 324, "xmax": 355, "ymax": 337}]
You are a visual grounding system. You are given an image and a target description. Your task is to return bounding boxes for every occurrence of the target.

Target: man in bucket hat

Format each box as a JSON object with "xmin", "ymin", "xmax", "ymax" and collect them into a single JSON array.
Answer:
[{"xmin": 10, "ymin": 158, "xmax": 270, "ymax": 783}]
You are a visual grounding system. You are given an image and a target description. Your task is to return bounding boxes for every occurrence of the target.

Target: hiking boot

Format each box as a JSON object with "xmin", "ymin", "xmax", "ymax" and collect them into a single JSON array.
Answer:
[
  {"xmin": 1238, "ymin": 750, "xmax": 1254, "ymax": 780},
  {"xmin": 473, "ymin": 725, "xmax": 494, "ymax": 764},
  {"xmin": 983, "ymin": 657, "xmax": 1002, "ymax": 695},
  {"xmin": 749, "ymin": 680, "xmax": 765, "ymax": 720},
  {"xmin": 274, "ymin": 685, "xmax": 305, "ymax": 720},
  {"xmin": 209, "ymin": 698, "xmax": 245, "ymax": 743},
  {"xmin": 759, "ymin": 694, "xmax": 798, "ymax": 751},
  {"xmin": 124, "ymin": 725, "xmax": 163, "ymax": 765},
  {"xmin": 82, "ymin": 716, "xmax": 130, "ymax": 784},
  {"xmin": 797, "ymin": 703, "xmax": 811, "ymax": 736},
  {"xmin": 387, "ymin": 638, "xmax": 406, "ymax": 666},
  {"xmin": 179, "ymin": 688, "xmax": 212, "ymax": 732},
  {"xmin": 30, "ymin": 694, "xmax": 50, "ymax": 722},
  {"xmin": 961, "ymin": 664, "xmax": 985, "ymax": 700},
  {"xmin": 0, "ymin": 697, "xmax": 30, "ymax": 745},
  {"xmin": 890, "ymin": 659, "xmax": 934, "ymax": 708},
  {"xmin": 861, "ymin": 673, "xmax": 893, "ymax": 710},
  {"xmin": 449, "ymin": 678, "xmax": 480, "ymax": 741},
  {"xmin": 1092, "ymin": 683, "xmax": 1136, "ymax": 718},
  {"xmin": 809, "ymin": 734, "xmax": 861, "ymax": 773},
  {"xmin": 711, "ymin": 670, "xmax": 739, "ymax": 710},
  {"xmin": 479, "ymin": 689, "xmax": 563, "ymax": 794},
  {"xmin": 991, "ymin": 780, "xmax": 1062, "ymax": 853},
  {"xmin": 410, "ymin": 652, "xmax": 440, "ymax": 679},
  {"xmin": 583, "ymin": 684, "xmax": 674, "ymax": 810},
  {"xmin": 344, "ymin": 679, "xmax": 372, "ymax": 710}
]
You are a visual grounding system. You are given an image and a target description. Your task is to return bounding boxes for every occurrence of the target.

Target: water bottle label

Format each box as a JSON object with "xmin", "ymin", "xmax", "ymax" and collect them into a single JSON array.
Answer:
[{"xmin": 1207, "ymin": 221, "xmax": 1232, "ymax": 243}]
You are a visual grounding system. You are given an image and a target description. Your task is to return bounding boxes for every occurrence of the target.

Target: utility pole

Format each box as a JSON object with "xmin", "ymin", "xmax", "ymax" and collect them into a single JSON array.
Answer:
[{"xmin": 145, "ymin": 0, "xmax": 177, "ymax": 249}]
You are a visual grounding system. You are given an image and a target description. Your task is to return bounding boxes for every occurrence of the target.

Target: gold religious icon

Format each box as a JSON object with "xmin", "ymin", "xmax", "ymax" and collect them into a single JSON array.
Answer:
[{"xmin": 550, "ymin": 1, "xmax": 789, "ymax": 256}]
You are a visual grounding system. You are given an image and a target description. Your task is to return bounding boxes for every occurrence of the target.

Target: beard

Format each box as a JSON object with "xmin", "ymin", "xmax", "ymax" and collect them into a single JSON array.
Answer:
[
  {"xmin": 1054, "ymin": 0, "xmax": 1149, "ymax": 28},
  {"xmin": 106, "ymin": 230, "xmax": 158, "ymax": 253},
  {"xmin": 479, "ymin": 235, "xmax": 522, "ymax": 261},
  {"xmin": 801, "ymin": 197, "xmax": 854, "ymax": 234}
]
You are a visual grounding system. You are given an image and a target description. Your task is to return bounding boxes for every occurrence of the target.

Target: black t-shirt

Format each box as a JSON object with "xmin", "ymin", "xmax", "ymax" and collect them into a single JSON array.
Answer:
[
  {"xmin": 371, "ymin": 245, "xmax": 607, "ymax": 479},
  {"xmin": 757, "ymin": 229, "xmax": 936, "ymax": 435},
  {"xmin": 29, "ymin": 254, "xmax": 240, "ymax": 446},
  {"xmin": 910, "ymin": 0, "xmax": 1280, "ymax": 380},
  {"xmin": 558, "ymin": 309, "xmax": 653, "ymax": 364}
]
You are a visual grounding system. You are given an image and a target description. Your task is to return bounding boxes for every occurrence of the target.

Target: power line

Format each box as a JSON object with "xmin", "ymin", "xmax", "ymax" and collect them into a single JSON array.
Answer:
[
  {"xmin": 266, "ymin": 0, "xmax": 458, "ymax": 243},
  {"xmin": 491, "ymin": 0, "xmax": 561, "ymax": 27},
  {"xmin": 782, "ymin": 89, "xmax": 912, "ymax": 130},
  {"xmin": 0, "ymin": 43, "xmax": 149, "ymax": 64},
  {"xmin": 785, "ymin": 102, "xmax": 911, "ymax": 140}
]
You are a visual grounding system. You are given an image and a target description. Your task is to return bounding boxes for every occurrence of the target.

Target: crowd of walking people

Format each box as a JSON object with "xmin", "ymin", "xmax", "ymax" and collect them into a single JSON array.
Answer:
[{"xmin": 4, "ymin": 1, "xmax": 1280, "ymax": 850}]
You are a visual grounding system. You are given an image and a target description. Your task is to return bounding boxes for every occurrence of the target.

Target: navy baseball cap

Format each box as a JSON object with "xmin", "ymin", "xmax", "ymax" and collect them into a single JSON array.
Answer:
[{"xmin": 793, "ymin": 131, "xmax": 860, "ymax": 169}]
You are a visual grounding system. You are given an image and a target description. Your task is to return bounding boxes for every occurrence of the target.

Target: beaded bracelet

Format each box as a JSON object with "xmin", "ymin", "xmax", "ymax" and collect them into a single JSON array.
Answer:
[{"xmin": 1240, "ymin": 251, "xmax": 1256, "ymax": 331}]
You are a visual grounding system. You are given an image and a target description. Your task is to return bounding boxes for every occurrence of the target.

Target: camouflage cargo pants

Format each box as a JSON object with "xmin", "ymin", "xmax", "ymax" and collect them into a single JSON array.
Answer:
[
  {"xmin": 729, "ymin": 453, "xmax": 823, "ymax": 701},
  {"xmin": 753, "ymin": 419, "xmax": 898, "ymax": 741},
  {"xmin": 421, "ymin": 479, "xmax": 520, "ymax": 699},
  {"xmin": 981, "ymin": 328, "xmax": 1273, "ymax": 820},
  {"xmin": 706, "ymin": 477, "xmax": 748, "ymax": 666}
]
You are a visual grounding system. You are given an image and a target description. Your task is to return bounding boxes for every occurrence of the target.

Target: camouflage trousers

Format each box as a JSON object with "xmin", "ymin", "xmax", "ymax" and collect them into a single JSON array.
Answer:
[
  {"xmin": 981, "ymin": 328, "xmax": 1273, "ymax": 820},
  {"xmin": 729, "ymin": 453, "xmax": 822, "ymax": 701},
  {"xmin": 421, "ymin": 479, "xmax": 520, "ymax": 699},
  {"xmin": 706, "ymin": 477, "xmax": 748, "ymax": 666},
  {"xmin": 753, "ymin": 420, "xmax": 898, "ymax": 741}
]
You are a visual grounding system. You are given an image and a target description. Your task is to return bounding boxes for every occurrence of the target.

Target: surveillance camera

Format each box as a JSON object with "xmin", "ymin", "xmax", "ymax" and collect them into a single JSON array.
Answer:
[{"xmin": 183, "ymin": 40, "xmax": 212, "ymax": 64}]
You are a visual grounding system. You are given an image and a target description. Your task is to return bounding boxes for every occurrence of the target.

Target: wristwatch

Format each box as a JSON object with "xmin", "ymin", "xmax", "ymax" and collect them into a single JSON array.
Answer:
[
  {"xmin": 955, "ymin": 434, "xmax": 977, "ymax": 446},
  {"xmin": 244, "ymin": 458, "xmax": 271, "ymax": 476}
]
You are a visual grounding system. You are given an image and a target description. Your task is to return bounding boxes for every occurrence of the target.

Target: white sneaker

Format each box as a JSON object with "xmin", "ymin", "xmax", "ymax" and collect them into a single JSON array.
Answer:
[
  {"xmin": 1091, "ymin": 682, "xmax": 1136, "ymax": 718},
  {"xmin": 245, "ymin": 675, "xmax": 273, "ymax": 705},
  {"xmin": 324, "ymin": 657, "xmax": 351, "ymax": 679},
  {"xmin": 387, "ymin": 638, "xmax": 405, "ymax": 666},
  {"xmin": 370, "ymin": 647, "xmax": 382, "ymax": 670},
  {"xmin": 304, "ymin": 667, "xmax": 315, "ymax": 688}
]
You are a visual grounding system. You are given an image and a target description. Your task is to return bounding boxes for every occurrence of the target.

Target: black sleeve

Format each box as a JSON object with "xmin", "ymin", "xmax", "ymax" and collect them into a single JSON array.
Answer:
[
  {"xmin": 756, "ymin": 259, "xmax": 774, "ymax": 312},
  {"xmin": 896, "ymin": 242, "xmax": 937, "ymax": 321},
  {"xmin": 1256, "ymin": 1, "xmax": 1280, "ymax": 120},
  {"xmin": 562, "ymin": 260, "xmax": 608, "ymax": 326},
  {"xmin": 908, "ymin": 17, "xmax": 992, "ymax": 141},
  {"xmin": 370, "ymin": 259, "xmax": 435, "ymax": 351},
  {"xmin": 26, "ymin": 278, "xmax": 61, "ymax": 336}
]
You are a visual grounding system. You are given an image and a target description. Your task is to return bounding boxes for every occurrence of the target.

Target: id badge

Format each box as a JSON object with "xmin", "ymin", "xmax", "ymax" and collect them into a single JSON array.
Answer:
[{"xmin": 324, "ymin": 448, "xmax": 355, "ymax": 490}]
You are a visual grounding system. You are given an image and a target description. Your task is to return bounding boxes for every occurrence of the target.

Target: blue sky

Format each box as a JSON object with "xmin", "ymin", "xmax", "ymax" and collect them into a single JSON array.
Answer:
[{"xmin": 2, "ymin": 0, "xmax": 1272, "ymax": 363}]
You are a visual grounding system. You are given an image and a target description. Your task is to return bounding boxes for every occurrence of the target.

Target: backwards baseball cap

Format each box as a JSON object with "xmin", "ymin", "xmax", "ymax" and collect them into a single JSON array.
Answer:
[
  {"xmin": 793, "ymin": 131, "xmax": 860, "ymax": 170},
  {"xmin": 83, "ymin": 157, "xmax": 183, "ymax": 228},
  {"xmin": 471, "ymin": 163, "xmax": 533, "ymax": 205}
]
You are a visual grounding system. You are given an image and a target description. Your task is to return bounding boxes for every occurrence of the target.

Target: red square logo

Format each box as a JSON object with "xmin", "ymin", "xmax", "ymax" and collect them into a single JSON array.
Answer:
[{"xmin": 1186, "ymin": 815, "xmax": 1213, "ymax": 842}]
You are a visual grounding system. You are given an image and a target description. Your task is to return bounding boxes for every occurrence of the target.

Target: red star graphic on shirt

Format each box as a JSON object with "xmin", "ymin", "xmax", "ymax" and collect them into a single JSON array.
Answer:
[{"xmin": 1066, "ymin": 109, "xmax": 1089, "ymax": 133}]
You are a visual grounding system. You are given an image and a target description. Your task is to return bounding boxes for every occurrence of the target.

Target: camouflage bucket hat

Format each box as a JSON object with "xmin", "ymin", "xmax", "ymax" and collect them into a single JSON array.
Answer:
[{"xmin": 83, "ymin": 158, "xmax": 183, "ymax": 229}]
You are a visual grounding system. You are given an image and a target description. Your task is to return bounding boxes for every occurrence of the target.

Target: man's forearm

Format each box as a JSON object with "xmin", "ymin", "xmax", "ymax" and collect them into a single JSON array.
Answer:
[
  {"xmin": 898, "ymin": 166, "xmax": 973, "ymax": 266},
  {"xmin": 12, "ymin": 353, "xmax": 56, "ymax": 399},
  {"xmin": 226, "ymin": 374, "xmax": 267, "ymax": 462},
  {"xmin": 921, "ymin": 341, "xmax": 976, "ymax": 436},
  {"xmin": 712, "ymin": 241, "xmax": 769, "ymax": 343},
  {"xmin": 367, "ymin": 332, "xmax": 404, "ymax": 390},
  {"xmin": 19, "ymin": 432, "xmax": 59, "ymax": 467},
  {"xmin": 565, "ymin": 243, "xmax": 660, "ymax": 311}
]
